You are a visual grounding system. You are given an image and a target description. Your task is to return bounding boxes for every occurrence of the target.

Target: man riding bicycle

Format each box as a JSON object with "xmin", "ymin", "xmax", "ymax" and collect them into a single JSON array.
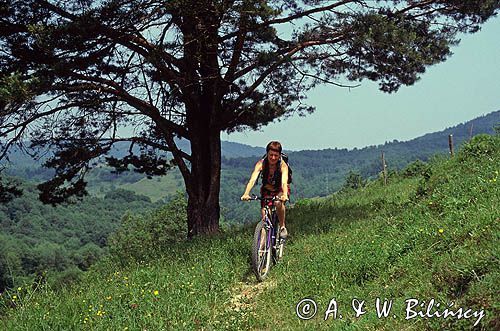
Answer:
[{"xmin": 241, "ymin": 141, "xmax": 290, "ymax": 238}]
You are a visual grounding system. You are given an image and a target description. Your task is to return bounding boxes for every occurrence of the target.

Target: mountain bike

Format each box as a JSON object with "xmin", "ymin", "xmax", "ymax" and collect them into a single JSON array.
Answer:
[{"xmin": 248, "ymin": 195, "xmax": 286, "ymax": 282}]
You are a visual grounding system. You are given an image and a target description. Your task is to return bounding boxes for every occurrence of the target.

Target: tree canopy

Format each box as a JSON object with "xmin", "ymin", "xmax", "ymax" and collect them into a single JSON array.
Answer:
[{"xmin": 1, "ymin": 0, "xmax": 498, "ymax": 236}]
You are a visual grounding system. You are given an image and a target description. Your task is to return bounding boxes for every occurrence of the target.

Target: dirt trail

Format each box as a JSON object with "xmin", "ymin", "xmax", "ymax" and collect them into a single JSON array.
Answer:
[{"xmin": 227, "ymin": 279, "xmax": 277, "ymax": 312}]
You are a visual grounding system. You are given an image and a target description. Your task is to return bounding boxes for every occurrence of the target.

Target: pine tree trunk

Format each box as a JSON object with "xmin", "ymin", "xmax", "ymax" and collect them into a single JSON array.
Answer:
[
  {"xmin": 181, "ymin": 19, "xmax": 222, "ymax": 237},
  {"xmin": 185, "ymin": 127, "xmax": 221, "ymax": 237}
]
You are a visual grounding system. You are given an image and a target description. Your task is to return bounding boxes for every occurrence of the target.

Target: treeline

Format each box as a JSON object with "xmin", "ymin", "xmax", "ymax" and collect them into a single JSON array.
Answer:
[{"xmin": 0, "ymin": 179, "xmax": 163, "ymax": 292}]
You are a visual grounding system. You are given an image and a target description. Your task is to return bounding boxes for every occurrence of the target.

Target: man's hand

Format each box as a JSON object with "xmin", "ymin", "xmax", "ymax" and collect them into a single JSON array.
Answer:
[
  {"xmin": 241, "ymin": 194, "xmax": 251, "ymax": 201},
  {"xmin": 280, "ymin": 195, "xmax": 289, "ymax": 202}
]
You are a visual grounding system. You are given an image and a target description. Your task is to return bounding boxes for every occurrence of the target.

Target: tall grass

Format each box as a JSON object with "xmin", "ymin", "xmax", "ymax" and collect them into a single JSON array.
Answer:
[{"xmin": 1, "ymin": 134, "xmax": 498, "ymax": 330}]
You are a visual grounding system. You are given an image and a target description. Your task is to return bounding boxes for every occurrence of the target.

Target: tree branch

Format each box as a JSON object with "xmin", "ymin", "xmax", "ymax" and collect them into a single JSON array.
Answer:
[
  {"xmin": 228, "ymin": 36, "xmax": 346, "ymax": 110},
  {"xmin": 220, "ymin": 0, "xmax": 357, "ymax": 41},
  {"xmin": 38, "ymin": 0, "xmax": 183, "ymax": 86},
  {"xmin": 164, "ymin": 133, "xmax": 192, "ymax": 193},
  {"xmin": 0, "ymin": 101, "xmax": 82, "ymax": 139},
  {"xmin": 57, "ymin": 74, "xmax": 190, "ymax": 139},
  {"xmin": 223, "ymin": 14, "xmax": 248, "ymax": 83},
  {"xmin": 396, "ymin": 0, "xmax": 436, "ymax": 15}
]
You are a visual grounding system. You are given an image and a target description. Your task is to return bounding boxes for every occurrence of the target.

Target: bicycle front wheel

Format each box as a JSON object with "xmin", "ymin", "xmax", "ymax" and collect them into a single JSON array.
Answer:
[{"xmin": 251, "ymin": 221, "xmax": 272, "ymax": 282}]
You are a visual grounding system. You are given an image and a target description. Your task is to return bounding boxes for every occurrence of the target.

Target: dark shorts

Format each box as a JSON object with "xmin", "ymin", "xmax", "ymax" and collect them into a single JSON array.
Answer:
[{"xmin": 260, "ymin": 185, "xmax": 290, "ymax": 208}]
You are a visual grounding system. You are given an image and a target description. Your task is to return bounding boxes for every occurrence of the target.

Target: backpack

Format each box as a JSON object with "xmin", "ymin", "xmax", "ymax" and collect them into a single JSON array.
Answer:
[{"xmin": 261, "ymin": 152, "xmax": 293, "ymax": 185}]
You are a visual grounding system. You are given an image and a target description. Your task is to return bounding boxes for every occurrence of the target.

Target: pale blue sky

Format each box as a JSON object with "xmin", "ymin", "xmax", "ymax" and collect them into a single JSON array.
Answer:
[{"xmin": 222, "ymin": 16, "xmax": 500, "ymax": 151}]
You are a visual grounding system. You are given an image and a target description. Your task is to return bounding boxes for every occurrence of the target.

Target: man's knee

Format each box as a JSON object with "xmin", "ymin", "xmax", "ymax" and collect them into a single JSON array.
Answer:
[{"xmin": 275, "ymin": 202, "xmax": 286, "ymax": 214}]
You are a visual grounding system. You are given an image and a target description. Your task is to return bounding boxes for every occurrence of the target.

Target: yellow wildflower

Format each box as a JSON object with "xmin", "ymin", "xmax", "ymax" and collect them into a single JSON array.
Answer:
[
  {"xmin": 438, "ymin": 228, "xmax": 444, "ymax": 234},
  {"xmin": 153, "ymin": 290, "xmax": 159, "ymax": 296}
]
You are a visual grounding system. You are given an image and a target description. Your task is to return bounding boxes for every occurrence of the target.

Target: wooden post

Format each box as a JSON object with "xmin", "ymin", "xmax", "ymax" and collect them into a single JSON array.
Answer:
[
  {"xmin": 381, "ymin": 151, "xmax": 387, "ymax": 186},
  {"xmin": 448, "ymin": 134, "xmax": 454, "ymax": 157}
]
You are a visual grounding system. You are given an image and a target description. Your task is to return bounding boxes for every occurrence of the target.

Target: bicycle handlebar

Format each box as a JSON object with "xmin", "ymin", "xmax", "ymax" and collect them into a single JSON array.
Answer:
[{"xmin": 245, "ymin": 194, "xmax": 280, "ymax": 202}]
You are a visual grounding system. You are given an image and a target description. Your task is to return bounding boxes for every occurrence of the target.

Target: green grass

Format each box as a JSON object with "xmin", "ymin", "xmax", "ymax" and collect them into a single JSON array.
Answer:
[
  {"xmin": 87, "ymin": 166, "xmax": 184, "ymax": 202},
  {"xmin": 1, "ymin": 134, "xmax": 498, "ymax": 330},
  {"xmin": 120, "ymin": 172, "xmax": 183, "ymax": 202}
]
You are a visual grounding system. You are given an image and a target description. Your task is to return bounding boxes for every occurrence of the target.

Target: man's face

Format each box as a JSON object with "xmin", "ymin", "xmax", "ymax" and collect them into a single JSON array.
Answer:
[{"xmin": 267, "ymin": 149, "xmax": 280, "ymax": 165}]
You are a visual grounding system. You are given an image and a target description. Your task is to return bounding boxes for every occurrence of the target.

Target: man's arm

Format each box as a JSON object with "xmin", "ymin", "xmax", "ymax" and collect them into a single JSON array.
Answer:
[
  {"xmin": 280, "ymin": 162, "xmax": 289, "ymax": 201},
  {"xmin": 241, "ymin": 160, "xmax": 263, "ymax": 200}
]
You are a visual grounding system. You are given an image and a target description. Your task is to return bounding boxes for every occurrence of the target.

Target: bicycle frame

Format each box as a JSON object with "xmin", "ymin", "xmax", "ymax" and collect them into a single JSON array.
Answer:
[
  {"xmin": 262, "ymin": 203, "xmax": 279, "ymax": 260},
  {"xmin": 249, "ymin": 195, "xmax": 285, "ymax": 281}
]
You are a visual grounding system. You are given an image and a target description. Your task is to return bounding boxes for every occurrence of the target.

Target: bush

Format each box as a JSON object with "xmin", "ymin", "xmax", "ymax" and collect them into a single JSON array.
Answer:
[
  {"xmin": 402, "ymin": 159, "xmax": 430, "ymax": 178},
  {"xmin": 458, "ymin": 134, "xmax": 499, "ymax": 162},
  {"xmin": 104, "ymin": 188, "xmax": 151, "ymax": 203},
  {"xmin": 342, "ymin": 170, "xmax": 366, "ymax": 190},
  {"xmin": 108, "ymin": 191, "xmax": 187, "ymax": 263},
  {"xmin": 50, "ymin": 267, "xmax": 83, "ymax": 288}
]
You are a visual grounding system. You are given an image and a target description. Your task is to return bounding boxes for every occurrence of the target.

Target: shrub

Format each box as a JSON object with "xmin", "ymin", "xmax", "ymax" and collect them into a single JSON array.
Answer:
[
  {"xmin": 402, "ymin": 159, "xmax": 430, "ymax": 178},
  {"xmin": 104, "ymin": 188, "xmax": 151, "ymax": 203},
  {"xmin": 342, "ymin": 170, "xmax": 366, "ymax": 190},
  {"xmin": 50, "ymin": 267, "xmax": 83, "ymax": 288},
  {"xmin": 458, "ymin": 134, "xmax": 499, "ymax": 162},
  {"xmin": 108, "ymin": 191, "xmax": 187, "ymax": 263}
]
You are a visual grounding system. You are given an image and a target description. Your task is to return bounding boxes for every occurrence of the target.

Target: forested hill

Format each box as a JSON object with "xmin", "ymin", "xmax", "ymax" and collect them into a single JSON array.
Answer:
[
  {"xmin": 0, "ymin": 181, "xmax": 163, "ymax": 291},
  {"xmin": 222, "ymin": 110, "xmax": 498, "ymax": 216}
]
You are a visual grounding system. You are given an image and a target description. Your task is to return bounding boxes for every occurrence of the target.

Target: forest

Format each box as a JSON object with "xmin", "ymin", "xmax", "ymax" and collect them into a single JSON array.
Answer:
[{"xmin": 0, "ymin": 181, "xmax": 163, "ymax": 291}]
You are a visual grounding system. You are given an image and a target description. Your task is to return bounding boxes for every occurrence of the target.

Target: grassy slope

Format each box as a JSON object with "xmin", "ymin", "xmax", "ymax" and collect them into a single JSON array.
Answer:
[
  {"xmin": 1, "ymin": 135, "xmax": 498, "ymax": 330},
  {"xmin": 86, "ymin": 167, "xmax": 183, "ymax": 202},
  {"xmin": 119, "ymin": 173, "xmax": 183, "ymax": 202}
]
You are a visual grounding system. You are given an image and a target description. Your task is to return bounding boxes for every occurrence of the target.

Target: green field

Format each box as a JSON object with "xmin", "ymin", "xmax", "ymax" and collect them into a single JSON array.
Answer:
[{"xmin": 1, "ymin": 134, "xmax": 498, "ymax": 330}]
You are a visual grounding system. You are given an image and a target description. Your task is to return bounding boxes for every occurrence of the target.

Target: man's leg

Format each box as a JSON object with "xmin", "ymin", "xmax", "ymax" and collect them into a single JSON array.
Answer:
[
  {"xmin": 275, "ymin": 200, "xmax": 285, "ymax": 228},
  {"xmin": 275, "ymin": 198, "xmax": 287, "ymax": 238}
]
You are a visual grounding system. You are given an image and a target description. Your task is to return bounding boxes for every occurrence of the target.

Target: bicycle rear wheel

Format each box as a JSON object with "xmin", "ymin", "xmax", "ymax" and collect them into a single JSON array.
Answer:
[{"xmin": 251, "ymin": 221, "xmax": 272, "ymax": 281}]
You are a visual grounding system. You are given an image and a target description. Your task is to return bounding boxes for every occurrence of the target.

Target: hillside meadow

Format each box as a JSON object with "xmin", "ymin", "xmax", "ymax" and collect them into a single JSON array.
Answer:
[{"xmin": 0, "ymin": 134, "xmax": 498, "ymax": 330}]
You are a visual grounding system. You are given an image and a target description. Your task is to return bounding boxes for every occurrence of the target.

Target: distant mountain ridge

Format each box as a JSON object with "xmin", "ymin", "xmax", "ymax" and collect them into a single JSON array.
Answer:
[
  {"xmin": 395, "ymin": 110, "xmax": 498, "ymax": 150},
  {"xmin": 4, "ymin": 110, "xmax": 498, "ymax": 168},
  {"xmin": 2, "ymin": 138, "xmax": 265, "ymax": 166}
]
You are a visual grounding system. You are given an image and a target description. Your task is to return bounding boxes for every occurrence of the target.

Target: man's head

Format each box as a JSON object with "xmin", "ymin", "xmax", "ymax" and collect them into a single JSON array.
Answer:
[
  {"xmin": 266, "ymin": 141, "xmax": 282, "ymax": 154},
  {"xmin": 266, "ymin": 141, "xmax": 282, "ymax": 165}
]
